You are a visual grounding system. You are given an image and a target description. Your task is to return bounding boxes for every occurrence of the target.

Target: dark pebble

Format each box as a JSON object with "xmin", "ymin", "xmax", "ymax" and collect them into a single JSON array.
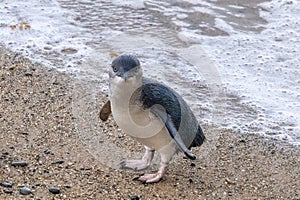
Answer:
[
  {"xmin": 190, "ymin": 162, "xmax": 196, "ymax": 167},
  {"xmin": 51, "ymin": 160, "xmax": 64, "ymax": 165},
  {"xmin": 44, "ymin": 149, "xmax": 51, "ymax": 155},
  {"xmin": 130, "ymin": 195, "xmax": 140, "ymax": 200},
  {"xmin": 8, "ymin": 66, "xmax": 16, "ymax": 70},
  {"xmin": 0, "ymin": 181, "xmax": 14, "ymax": 188},
  {"xmin": 3, "ymin": 189, "xmax": 13, "ymax": 194},
  {"xmin": 24, "ymin": 71, "xmax": 33, "ymax": 76},
  {"xmin": 11, "ymin": 161, "xmax": 29, "ymax": 167},
  {"xmin": 35, "ymin": 154, "xmax": 40, "ymax": 160},
  {"xmin": 271, "ymin": 150, "xmax": 276, "ymax": 154},
  {"xmin": 49, "ymin": 187, "xmax": 60, "ymax": 194},
  {"xmin": 19, "ymin": 132, "xmax": 29, "ymax": 135},
  {"xmin": 80, "ymin": 167, "xmax": 92, "ymax": 170},
  {"xmin": 20, "ymin": 187, "xmax": 32, "ymax": 195},
  {"xmin": 239, "ymin": 139, "xmax": 246, "ymax": 143}
]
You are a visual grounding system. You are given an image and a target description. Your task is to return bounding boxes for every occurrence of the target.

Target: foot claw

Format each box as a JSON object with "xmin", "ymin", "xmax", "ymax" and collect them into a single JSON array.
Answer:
[{"xmin": 138, "ymin": 173, "xmax": 163, "ymax": 183}]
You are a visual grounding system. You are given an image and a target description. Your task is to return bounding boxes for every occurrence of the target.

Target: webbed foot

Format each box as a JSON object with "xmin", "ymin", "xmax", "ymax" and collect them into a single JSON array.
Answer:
[
  {"xmin": 137, "ymin": 162, "xmax": 168, "ymax": 183},
  {"xmin": 138, "ymin": 173, "xmax": 164, "ymax": 183}
]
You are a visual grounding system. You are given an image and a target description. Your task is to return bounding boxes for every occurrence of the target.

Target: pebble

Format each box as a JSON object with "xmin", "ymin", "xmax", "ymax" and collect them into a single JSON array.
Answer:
[
  {"xmin": 61, "ymin": 48, "xmax": 78, "ymax": 54},
  {"xmin": 49, "ymin": 187, "xmax": 61, "ymax": 194},
  {"xmin": 0, "ymin": 181, "xmax": 14, "ymax": 188},
  {"xmin": 130, "ymin": 195, "xmax": 140, "ymax": 200},
  {"xmin": 44, "ymin": 149, "xmax": 51, "ymax": 155},
  {"xmin": 24, "ymin": 71, "xmax": 33, "ymax": 76},
  {"xmin": 225, "ymin": 178, "xmax": 236, "ymax": 185},
  {"xmin": 239, "ymin": 139, "xmax": 246, "ymax": 143},
  {"xmin": 3, "ymin": 189, "xmax": 13, "ymax": 194},
  {"xmin": 11, "ymin": 161, "xmax": 29, "ymax": 167},
  {"xmin": 64, "ymin": 185, "xmax": 72, "ymax": 189},
  {"xmin": 19, "ymin": 132, "xmax": 29, "ymax": 135},
  {"xmin": 20, "ymin": 187, "xmax": 32, "ymax": 195},
  {"xmin": 51, "ymin": 160, "xmax": 64, "ymax": 165}
]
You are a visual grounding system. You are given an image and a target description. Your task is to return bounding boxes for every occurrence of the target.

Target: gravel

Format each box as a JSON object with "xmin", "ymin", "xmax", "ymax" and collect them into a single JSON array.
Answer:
[
  {"xmin": 0, "ymin": 182, "xmax": 14, "ymax": 188},
  {"xmin": 19, "ymin": 187, "xmax": 32, "ymax": 195},
  {"xmin": 3, "ymin": 189, "xmax": 13, "ymax": 194},
  {"xmin": 51, "ymin": 160, "xmax": 65, "ymax": 165},
  {"xmin": 130, "ymin": 195, "xmax": 140, "ymax": 200},
  {"xmin": 11, "ymin": 161, "xmax": 29, "ymax": 167},
  {"xmin": 49, "ymin": 187, "xmax": 61, "ymax": 194}
]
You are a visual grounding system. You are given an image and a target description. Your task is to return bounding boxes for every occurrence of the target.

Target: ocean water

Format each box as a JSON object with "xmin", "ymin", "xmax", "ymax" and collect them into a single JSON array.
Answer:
[{"xmin": 0, "ymin": 0, "xmax": 299, "ymax": 147}]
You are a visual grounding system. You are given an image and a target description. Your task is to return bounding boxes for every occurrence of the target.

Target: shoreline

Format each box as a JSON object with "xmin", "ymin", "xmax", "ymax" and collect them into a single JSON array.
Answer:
[{"xmin": 0, "ymin": 48, "xmax": 299, "ymax": 199}]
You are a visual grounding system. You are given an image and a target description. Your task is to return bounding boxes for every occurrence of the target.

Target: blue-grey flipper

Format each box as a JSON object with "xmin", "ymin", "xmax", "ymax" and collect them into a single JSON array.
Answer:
[
  {"xmin": 140, "ymin": 81, "xmax": 198, "ymax": 160},
  {"xmin": 151, "ymin": 106, "xmax": 196, "ymax": 160}
]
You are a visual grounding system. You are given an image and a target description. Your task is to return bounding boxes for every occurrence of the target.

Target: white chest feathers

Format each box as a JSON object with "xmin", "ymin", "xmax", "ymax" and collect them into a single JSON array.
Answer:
[{"xmin": 109, "ymin": 76, "xmax": 170, "ymax": 145}]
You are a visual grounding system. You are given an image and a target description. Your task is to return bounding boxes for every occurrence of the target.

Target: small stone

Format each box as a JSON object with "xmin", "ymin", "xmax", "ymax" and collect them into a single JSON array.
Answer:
[
  {"xmin": 20, "ymin": 187, "xmax": 32, "ymax": 195},
  {"xmin": 239, "ymin": 139, "xmax": 246, "ymax": 143},
  {"xmin": 190, "ymin": 162, "xmax": 196, "ymax": 167},
  {"xmin": 225, "ymin": 178, "xmax": 236, "ymax": 185},
  {"xmin": 0, "ymin": 181, "xmax": 14, "ymax": 188},
  {"xmin": 43, "ymin": 149, "xmax": 51, "ymax": 155},
  {"xmin": 3, "ymin": 189, "xmax": 13, "ymax": 194},
  {"xmin": 24, "ymin": 71, "xmax": 33, "ymax": 76},
  {"xmin": 8, "ymin": 65, "xmax": 16, "ymax": 70},
  {"xmin": 130, "ymin": 195, "xmax": 140, "ymax": 200},
  {"xmin": 64, "ymin": 185, "xmax": 72, "ymax": 189},
  {"xmin": 44, "ymin": 46, "xmax": 52, "ymax": 50},
  {"xmin": 61, "ymin": 48, "xmax": 78, "ymax": 54},
  {"xmin": 11, "ymin": 161, "xmax": 29, "ymax": 167},
  {"xmin": 271, "ymin": 150, "xmax": 276, "ymax": 154},
  {"xmin": 51, "ymin": 160, "xmax": 64, "ymax": 165},
  {"xmin": 49, "ymin": 187, "xmax": 60, "ymax": 194},
  {"xmin": 19, "ymin": 132, "xmax": 29, "ymax": 135}
]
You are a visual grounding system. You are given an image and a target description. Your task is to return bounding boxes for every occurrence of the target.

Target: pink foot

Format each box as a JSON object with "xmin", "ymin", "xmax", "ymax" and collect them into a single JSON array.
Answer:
[
  {"xmin": 138, "ymin": 173, "xmax": 163, "ymax": 183},
  {"xmin": 138, "ymin": 162, "xmax": 168, "ymax": 183}
]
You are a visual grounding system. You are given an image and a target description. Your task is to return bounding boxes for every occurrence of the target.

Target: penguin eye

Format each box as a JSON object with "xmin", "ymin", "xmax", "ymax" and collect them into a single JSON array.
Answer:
[{"xmin": 112, "ymin": 65, "xmax": 118, "ymax": 72}]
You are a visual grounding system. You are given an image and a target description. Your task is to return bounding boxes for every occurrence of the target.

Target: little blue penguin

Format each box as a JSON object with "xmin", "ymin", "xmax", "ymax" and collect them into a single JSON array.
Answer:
[{"xmin": 100, "ymin": 54, "xmax": 205, "ymax": 183}]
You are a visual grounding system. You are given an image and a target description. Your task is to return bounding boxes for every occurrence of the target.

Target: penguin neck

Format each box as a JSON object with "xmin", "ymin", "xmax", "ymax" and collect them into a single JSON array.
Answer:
[{"xmin": 109, "ymin": 73, "xmax": 143, "ymax": 102}]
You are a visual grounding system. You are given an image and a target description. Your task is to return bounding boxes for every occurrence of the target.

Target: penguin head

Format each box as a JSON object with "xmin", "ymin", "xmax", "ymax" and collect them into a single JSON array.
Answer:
[{"xmin": 109, "ymin": 54, "xmax": 142, "ymax": 81}]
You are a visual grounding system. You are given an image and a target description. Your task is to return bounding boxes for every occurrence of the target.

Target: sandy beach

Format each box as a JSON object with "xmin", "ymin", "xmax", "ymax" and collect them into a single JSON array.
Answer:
[{"xmin": 0, "ymin": 48, "xmax": 299, "ymax": 199}]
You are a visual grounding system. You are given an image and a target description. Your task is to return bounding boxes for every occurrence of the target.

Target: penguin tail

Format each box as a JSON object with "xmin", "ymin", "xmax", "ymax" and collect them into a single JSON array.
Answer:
[{"xmin": 189, "ymin": 125, "xmax": 206, "ymax": 149}]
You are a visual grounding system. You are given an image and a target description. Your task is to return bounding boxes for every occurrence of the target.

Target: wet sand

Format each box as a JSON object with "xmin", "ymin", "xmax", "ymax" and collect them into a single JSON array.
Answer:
[{"xmin": 0, "ymin": 48, "xmax": 299, "ymax": 199}]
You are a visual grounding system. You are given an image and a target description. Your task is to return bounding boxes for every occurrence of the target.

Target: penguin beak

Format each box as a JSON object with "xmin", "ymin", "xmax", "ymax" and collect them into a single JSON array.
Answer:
[
  {"xmin": 123, "ymin": 72, "xmax": 130, "ymax": 82},
  {"xmin": 114, "ymin": 67, "xmax": 140, "ymax": 82},
  {"xmin": 109, "ymin": 69, "xmax": 116, "ymax": 78},
  {"xmin": 122, "ymin": 69, "xmax": 136, "ymax": 82}
]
